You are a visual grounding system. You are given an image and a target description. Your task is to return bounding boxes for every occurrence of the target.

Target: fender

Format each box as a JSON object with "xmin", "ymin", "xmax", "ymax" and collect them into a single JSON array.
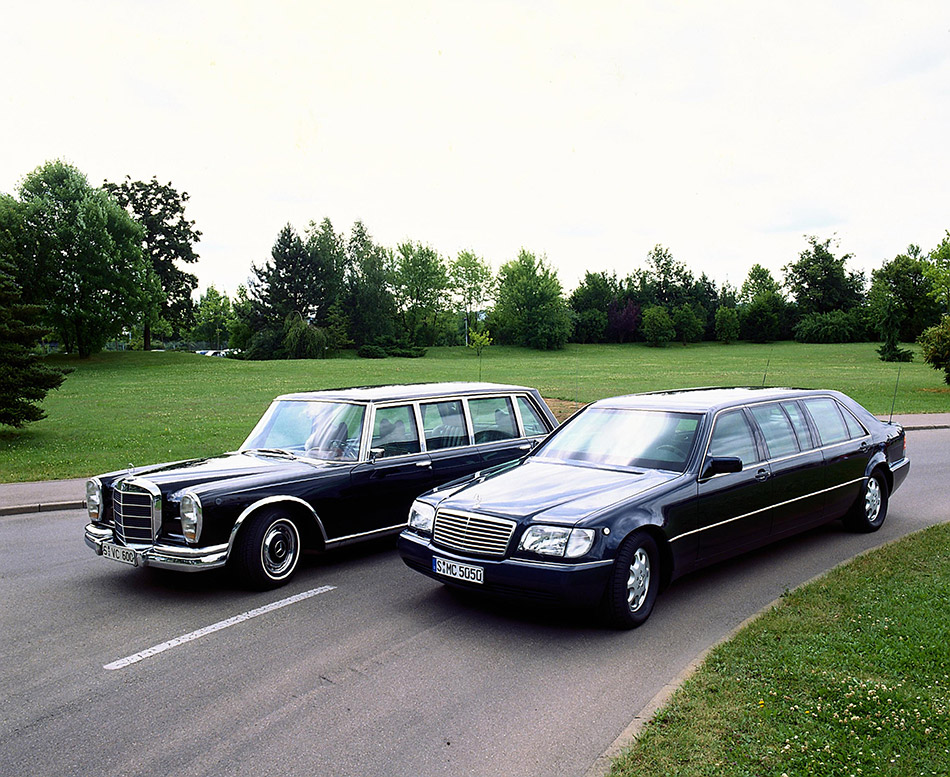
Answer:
[{"xmin": 226, "ymin": 495, "xmax": 329, "ymax": 558}]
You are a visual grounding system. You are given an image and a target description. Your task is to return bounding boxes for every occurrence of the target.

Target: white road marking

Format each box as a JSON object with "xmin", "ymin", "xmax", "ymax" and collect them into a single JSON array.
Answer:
[{"xmin": 104, "ymin": 585, "xmax": 336, "ymax": 671}]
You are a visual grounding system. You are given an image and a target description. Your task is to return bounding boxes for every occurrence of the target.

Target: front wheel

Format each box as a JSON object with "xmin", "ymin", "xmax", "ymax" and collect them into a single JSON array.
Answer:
[
  {"xmin": 233, "ymin": 509, "xmax": 302, "ymax": 589},
  {"xmin": 603, "ymin": 530, "xmax": 660, "ymax": 629},
  {"xmin": 842, "ymin": 471, "xmax": 889, "ymax": 533}
]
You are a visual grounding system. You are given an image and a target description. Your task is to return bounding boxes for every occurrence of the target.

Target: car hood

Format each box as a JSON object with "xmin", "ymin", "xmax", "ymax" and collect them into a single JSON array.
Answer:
[
  {"xmin": 435, "ymin": 460, "xmax": 678, "ymax": 525},
  {"xmin": 111, "ymin": 452, "xmax": 346, "ymax": 497}
]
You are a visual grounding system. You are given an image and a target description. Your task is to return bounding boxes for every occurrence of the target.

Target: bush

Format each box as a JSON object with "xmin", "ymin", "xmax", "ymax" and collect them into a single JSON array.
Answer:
[
  {"xmin": 672, "ymin": 304, "xmax": 704, "ymax": 345},
  {"xmin": 715, "ymin": 306, "xmax": 740, "ymax": 344},
  {"xmin": 918, "ymin": 315, "xmax": 950, "ymax": 384},
  {"xmin": 793, "ymin": 309, "xmax": 871, "ymax": 343},
  {"xmin": 641, "ymin": 306, "xmax": 675, "ymax": 347},
  {"xmin": 357, "ymin": 344, "xmax": 388, "ymax": 359},
  {"xmin": 741, "ymin": 295, "xmax": 782, "ymax": 343}
]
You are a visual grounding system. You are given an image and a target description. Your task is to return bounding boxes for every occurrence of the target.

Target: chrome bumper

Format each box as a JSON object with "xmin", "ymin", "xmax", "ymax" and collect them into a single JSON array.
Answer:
[{"xmin": 84, "ymin": 523, "xmax": 229, "ymax": 571}]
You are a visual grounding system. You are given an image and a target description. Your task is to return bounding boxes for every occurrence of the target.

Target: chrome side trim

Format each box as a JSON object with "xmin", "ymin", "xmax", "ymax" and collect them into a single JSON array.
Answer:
[
  {"xmin": 324, "ymin": 523, "xmax": 406, "ymax": 548},
  {"xmin": 669, "ymin": 476, "xmax": 867, "ymax": 543}
]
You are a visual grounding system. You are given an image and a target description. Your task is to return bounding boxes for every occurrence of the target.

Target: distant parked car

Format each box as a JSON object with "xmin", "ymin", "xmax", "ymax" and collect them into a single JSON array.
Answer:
[
  {"xmin": 84, "ymin": 383, "xmax": 557, "ymax": 588},
  {"xmin": 398, "ymin": 387, "xmax": 910, "ymax": 628}
]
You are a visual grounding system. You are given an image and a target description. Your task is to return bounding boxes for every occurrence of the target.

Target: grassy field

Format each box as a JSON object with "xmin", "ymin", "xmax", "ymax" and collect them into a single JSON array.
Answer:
[
  {"xmin": 608, "ymin": 522, "xmax": 950, "ymax": 777},
  {"xmin": 0, "ymin": 341, "xmax": 947, "ymax": 482}
]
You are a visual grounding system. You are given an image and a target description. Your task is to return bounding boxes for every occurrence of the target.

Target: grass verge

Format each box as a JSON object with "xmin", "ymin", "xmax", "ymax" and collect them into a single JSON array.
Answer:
[
  {"xmin": 608, "ymin": 522, "xmax": 950, "ymax": 777},
  {"xmin": 0, "ymin": 341, "xmax": 946, "ymax": 482}
]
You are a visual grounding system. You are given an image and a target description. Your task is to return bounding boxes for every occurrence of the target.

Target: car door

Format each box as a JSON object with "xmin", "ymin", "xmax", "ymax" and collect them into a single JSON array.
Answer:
[
  {"xmin": 468, "ymin": 396, "xmax": 534, "ymax": 467},
  {"xmin": 694, "ymin": 408, "xmax": 773, "ymax": 562},
  {"xmin": 343, "ymin": 404, "xmax": 433, "ymax": 538},
  {"xmin": 419, "ymin": 399, "xmax": 481, "ymax": 482},
  {"xmin": 747, "ymin": 401, "xmax": 827, "ymax": 539},
  {"xmin": 801, "ymin": 397, "xmax": 870, "ymax": 520}
]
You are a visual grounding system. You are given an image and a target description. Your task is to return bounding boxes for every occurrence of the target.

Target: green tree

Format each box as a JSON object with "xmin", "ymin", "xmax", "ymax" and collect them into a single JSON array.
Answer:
[
  {"xmin": 344, "ymin": 221, "xmax": 398, "ymax": 348},
  {"xmin": 672, "ymin": 304, "xmax": 704, "ymax": 345},
  {"xmin": 449, "ymin": 250, "xmax": 494, "ymax": 344},
  {"xmin": 468, "ymin": 328, "xmax": 492, "ymax": 380},
  {"xmin": 714, "ymin": 306, "xmax": 740, "ymax": 344},
  {"xmin": 16, "ymin": 161, "xmax": 147, "ymax": 358},
  {"xmin": 739, "ymin": 264, "xmax": 782, "ymax": 305},
  {"xmin": 394, "ymin": 241, "xmax": 449, "ymax": 346},
  {"xmin": 641, "ymin": 305, "xmax": 675, "ymax": 347},
  {"xmin": 742, "ymin": 293, "xmax": 782, "ymax": 343},
  {"xmin": 783, "ymin": 236, "xmax": 865, "ymax": 315},
  {"xmin": 0, "ymin": 255, "xmax": 69, "ymax": 427},
  {"xmin": 191, "ymin": 285, "xmax": 233, "ymax": 349},
  {"xmin": 925, "ymin": 232, "xmax": 950, "ymax": 314},
  {"xmin": 102, "ymin": 176, "xmax": 201, "ymax": 349},
  {"xmin": 918, "ymin": 315, "xmax": 950, "ymax": 384},
  {"xmin": 493, "ymin": 249, "xmax": 571, "ymax": 350},
  {"xmin": 305, "ymin": 217, "xmax": 346, "ymax": 327},
  {"xmin": 869, "ymin": 247, "xmax": 940, "ymax": 342},
  {"xmin": 641, "ymin": 245, "xmax": 694, "ymax": 308}
]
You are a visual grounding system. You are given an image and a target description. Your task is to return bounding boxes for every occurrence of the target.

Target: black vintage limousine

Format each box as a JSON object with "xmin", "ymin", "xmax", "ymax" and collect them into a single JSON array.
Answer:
[
  {"xmin": 84, "ymin": 383, "xmax": 557, "ymax": 588},
  {"xmin": 398, "ymin": 387, "xmax": 910, "ymax": 628}
]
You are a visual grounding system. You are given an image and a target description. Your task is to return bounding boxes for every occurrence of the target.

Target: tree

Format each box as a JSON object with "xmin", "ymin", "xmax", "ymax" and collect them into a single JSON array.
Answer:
[
  {"xmin": 0, "ymin": 255, "xmax": 69, "ymax": 427},
  {"xmin": 640, "ymin": 245, "xmax": 694, "ymax": 308},
  {"xmin": 742, "ymin": 293, "xmax": 782, "ymax": 343},
  {"xmin": 607, "ymin": 299, "xmax": 641, "ymax": 343},
  {"xmin": 251, "ymin": 224, "xmax": 315, "ymax": 322},
  {"xmin": 191, "ymin": 285, "xmax": 233, "ymax": 349},
  {"xmin": 394, "ymin": 241, "xmax": 449, "ymax": 346},
  {"xmin": 305, "ymin": 217, "xmax": 346, "ymax": 327},
  {"xmin": 343, "ymin": 221, "xmax": 398, "ymax": 348},
  {"xmin": 869, "ymin": 247, "xmax": 940, "ymax": 342},
  {"xmin": 468, "ymin": 328, "xmax": 492, "ymax": 380},
  {"xmin": 918, "ymin": 315, "xmax": 950, "ymax": 384},
  {"xmin": 450, "ymin": 250, "xmax": 494, "ymax": 344},
  {"xmin": 739, "ymin": 264, "xmax": 782, "ymax": 305},
  {"xmin": 672, "ymin": 304, "xmax": 704, "ymax": 345},
  {"xmin": 715, "ymin": 306, "xmax": 740, "ymax": 344},
  {"xmin": 641, "ymin": 306, "xmax": 675, "ymax": 347},
  {"xmin": 783, "ymin": 236, "xmax": 864, "ymax": 315},
  {"xmin": 16, "ymin": 161, "xmax": 147, "ymax": 358},
  {"xmin": 925, "ymin": 232, "xmax": 950, "ymax": 314},
  {"xmin": 492, "ymin": 249, "xmax": 571, "ymax": 350}
]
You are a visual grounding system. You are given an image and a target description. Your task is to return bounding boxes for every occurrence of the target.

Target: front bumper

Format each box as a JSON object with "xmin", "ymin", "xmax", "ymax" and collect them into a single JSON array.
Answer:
[
  {"xmin": 397, "ymin": 530, "xmax": 613, "ymax": 606},
  {"xmin": 84, "ymin": 523, "xmax": 229, "ymax": 572}
]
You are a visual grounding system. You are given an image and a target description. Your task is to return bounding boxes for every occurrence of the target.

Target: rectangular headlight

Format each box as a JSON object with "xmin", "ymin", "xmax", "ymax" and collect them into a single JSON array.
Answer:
[
  {"xmin": 408, "ymin": 500, "xmax": 435, "ymax": 534},
  {"xmin": 520, "ymin": 525, "xmax": 596, "ymax": 558}
]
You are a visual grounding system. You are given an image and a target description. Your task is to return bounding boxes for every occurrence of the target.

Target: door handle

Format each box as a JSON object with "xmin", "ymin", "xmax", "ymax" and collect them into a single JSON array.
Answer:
[
  {"xmin": 415, "ymin": 461, "xmax": 433, "ymax": 468},
  {"xmin": 754, "ymin": 469, "xmax": 771, "ymax": 482}
]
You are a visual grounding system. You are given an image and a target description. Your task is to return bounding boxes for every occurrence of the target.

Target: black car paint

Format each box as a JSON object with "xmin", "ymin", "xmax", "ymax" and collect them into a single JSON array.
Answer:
[{"xmin": 397, "ymin": 387, "xmax": 910, "ymax": 620}]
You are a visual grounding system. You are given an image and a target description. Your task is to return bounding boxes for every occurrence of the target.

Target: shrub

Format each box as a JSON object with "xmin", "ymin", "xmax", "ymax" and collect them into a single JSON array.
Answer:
[
  {"xmin": 641, "ymin": 306, "xmax": 675, "ymax": 347},
  {"xmin": 793, "ymin": 309, "xmax": 871, "ymax": 343},
  {"xmin": 918, "ymin": 315, "xmax": 950, "ymax": 384},
  {"xmin": 715, "ymin": 306, "xmax": 740, "ymax": 344},
  {"xmin": 357, "ymin": 344, "xmax": 387, "ymax": 359}
]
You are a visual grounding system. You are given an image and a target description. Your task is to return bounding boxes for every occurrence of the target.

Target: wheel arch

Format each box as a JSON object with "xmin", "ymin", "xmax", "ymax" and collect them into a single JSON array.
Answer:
[{"xmin": 226, "ymin": 496, "xmax": 329, "ymax": 559}]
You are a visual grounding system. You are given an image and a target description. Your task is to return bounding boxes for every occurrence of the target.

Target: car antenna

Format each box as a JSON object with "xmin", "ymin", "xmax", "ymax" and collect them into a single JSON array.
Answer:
[
  {"xmin": 889, "ymin": 365, "xmax": 902, "ymax": 423},
  {"xmin": 761, "ymin": 348, "xmax": 772, "ymax": 387}
]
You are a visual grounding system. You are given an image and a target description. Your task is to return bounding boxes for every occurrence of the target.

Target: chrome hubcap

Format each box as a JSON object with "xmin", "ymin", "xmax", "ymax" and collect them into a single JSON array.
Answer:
[
  {"xmin": 865, "ymin": 478, "xmax": 882, "ymax": 523},
  {"xmin": 626, "ymin": 547, "xmax": 651, "ymax": 612},
  {"xmin": 262, "ymin": 520, "xmax": 298, "ymax": 578}
]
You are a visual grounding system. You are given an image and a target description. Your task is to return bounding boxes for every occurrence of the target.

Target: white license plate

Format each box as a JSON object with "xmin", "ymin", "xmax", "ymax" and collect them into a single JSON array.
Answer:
[
  {"xmin": 102, "ymin": 542, "xmax": 138, "ymax": 567},
  {"xmin": 433, "ymin": 557, "xmax": 484, "ymax": 584}
]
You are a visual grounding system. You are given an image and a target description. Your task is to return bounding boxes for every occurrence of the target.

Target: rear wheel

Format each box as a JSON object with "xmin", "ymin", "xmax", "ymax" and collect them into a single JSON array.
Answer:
[
  {"xmin": 603, "ymin": 530, "xmax": 660, "ymax": 629},
  {"xmin": 233, "ymin": 509, "xmax": 301, "ymax": 589},
  {"xmin": 842, "ymin": 470, "xmax": 889, "ymax": 533}
]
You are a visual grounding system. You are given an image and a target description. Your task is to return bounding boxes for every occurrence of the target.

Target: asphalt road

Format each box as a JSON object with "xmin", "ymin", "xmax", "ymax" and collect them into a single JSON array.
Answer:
[{"xmin": 1, "ymin": 428, "xmax": 946, "ymax": 777}]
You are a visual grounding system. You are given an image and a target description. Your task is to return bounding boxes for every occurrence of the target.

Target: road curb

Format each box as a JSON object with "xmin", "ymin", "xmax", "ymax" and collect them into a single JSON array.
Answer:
[{"xmin": 0, "ymin": 501, "xmax": 85, "ymax": 517}]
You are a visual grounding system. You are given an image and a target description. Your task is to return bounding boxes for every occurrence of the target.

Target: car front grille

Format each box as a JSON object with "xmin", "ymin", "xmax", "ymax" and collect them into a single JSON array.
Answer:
[
  {"xmin": 433, "ymin": 510, "xmax": 516, "ymax": 557},
  {"xmin": 112, "ymin": 480, "xmax": 159, "ymax": 545}
]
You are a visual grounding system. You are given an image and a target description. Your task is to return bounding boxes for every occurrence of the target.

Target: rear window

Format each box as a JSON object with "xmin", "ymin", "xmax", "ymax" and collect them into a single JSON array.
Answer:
[
  {"xmin": 469, "ymin": 397, "xmax": 518, "ymax": 442},
  {"xmin": 750, "ymin": 403, "xmax": 800, "ymax": 459},
  {"xmin": 803, "ymin": 398, "xmax": 849, "ymax": 446}
]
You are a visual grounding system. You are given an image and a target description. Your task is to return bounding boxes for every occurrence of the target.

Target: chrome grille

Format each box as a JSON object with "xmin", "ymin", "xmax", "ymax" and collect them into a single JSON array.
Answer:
[
  {"xmin": 112, "ymin": 480, "xmax": 159, "ymax": 545},
  {"xmin": 433, "ymin": 510, "xmax": 516, "ymax": 557}
]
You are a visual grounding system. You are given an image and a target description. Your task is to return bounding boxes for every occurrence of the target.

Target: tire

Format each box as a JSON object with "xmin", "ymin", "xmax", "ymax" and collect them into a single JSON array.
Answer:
[
  {"xmin": 603, "ymin": 531, "xmax": 660, "ymax": 629},
  {"xmin": 233, "ymin": 509, "xmax": 302, "ymax": 589},
  {"xmin": 842, "ymin": 470, "xmax": 889, "ymax": 533}
]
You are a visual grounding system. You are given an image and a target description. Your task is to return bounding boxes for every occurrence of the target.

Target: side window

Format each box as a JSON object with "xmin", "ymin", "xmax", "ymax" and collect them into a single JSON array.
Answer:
[
  {"xmin": 750, "ymin": 403, "xmax": 799, "ymax": 459},
  {"xmin": 420, "ymin": 400, "xmax": 468, "ymax": 451},
  {"xmin": 708, "ymin": 409, "xmax": 759, "ymax": 466},
  {"xmin": 371, "ymin": 405, "xmax": 421, "ymax": 457},
  {"xmin": 803, "ymin": 398, "xmax": 849, "ymax": 446},
  {"xmin": 516, "ymin": 396, "xmax": 549, "ymax": 436},
  {"xmin": 781, "ymin": 401, "xmax": 814, "ymax": 451},
  {"xmin": 469, "ymin": 397, "xmax": 518, "ymax": 443},
  {"xmin": 840, "ymin": 405, "xmax": 867, "ymax": 439}
]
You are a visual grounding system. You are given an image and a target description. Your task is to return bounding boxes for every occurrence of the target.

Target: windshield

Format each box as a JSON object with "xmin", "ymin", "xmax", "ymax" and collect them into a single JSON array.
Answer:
[
  {"xmin": 241, "ymin": 400, "xmax": 366, "ymax": 461},
  {"xmin": 534, "ymin": 407, "xmax": 701, "ymax": 472}
]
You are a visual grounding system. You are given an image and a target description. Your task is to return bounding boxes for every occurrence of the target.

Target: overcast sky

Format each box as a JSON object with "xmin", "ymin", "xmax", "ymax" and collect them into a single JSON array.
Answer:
[{"xmin": 2, "ymin": 1, "xmax": 949, "ymax": 297}]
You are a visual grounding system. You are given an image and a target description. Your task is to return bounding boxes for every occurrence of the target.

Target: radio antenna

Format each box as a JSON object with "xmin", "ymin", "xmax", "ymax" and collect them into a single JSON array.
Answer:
[
  {"xmin": 761, "ymin": 349, "xmax": 772, "ymax": 387},
  {"xmin": 889, "ymin": 365, "xmax": 902, "ymax": 423}
]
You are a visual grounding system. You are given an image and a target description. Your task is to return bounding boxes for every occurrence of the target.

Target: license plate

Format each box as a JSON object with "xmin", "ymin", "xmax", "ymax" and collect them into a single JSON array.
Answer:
[
  {"xmin": 102, "ymin": 542, "xmax": 138, "ymax": 567},
  {"xmin": 433, "ymin": 557, "xmax": 483, "ymax": 584}
]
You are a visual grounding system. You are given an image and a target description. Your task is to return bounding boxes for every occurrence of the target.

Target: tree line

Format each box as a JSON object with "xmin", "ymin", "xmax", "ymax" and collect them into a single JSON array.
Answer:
[{"xmin": 3, "ymin": 159, "xmax": 950, "ymax": 427}]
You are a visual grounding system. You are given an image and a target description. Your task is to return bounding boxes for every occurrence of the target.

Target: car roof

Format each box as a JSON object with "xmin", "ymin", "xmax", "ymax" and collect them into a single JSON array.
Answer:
[
  {"xmin": 591, "ymin": 386, "xmax": 839, "ymax": 414},
  {"xmin": 274, "ymin": 382, "xmax": 537, "ymax": 403}
]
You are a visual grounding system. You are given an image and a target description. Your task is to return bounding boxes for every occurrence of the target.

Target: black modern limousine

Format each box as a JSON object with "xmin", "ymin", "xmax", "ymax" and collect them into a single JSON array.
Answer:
[
  {"xmin": 398, "ymin": 387, "xmax": 910, "ymax": 628},
  {"xmin": 84, "ymin": 383, "xmax": 557, "ymax": 588}
]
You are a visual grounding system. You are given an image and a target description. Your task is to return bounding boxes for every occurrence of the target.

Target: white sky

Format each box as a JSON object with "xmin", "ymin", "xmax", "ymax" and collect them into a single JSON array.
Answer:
[{"xmin": 2, "ymin": 1, "xmax": 949, "ymax": 297}]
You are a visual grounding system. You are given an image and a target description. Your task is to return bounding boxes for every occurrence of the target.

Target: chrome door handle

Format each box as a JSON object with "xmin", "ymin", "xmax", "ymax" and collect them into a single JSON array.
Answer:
[
  {"xmin": 754, "ymin": 469, "xmax": 771, "ymax": 482},
  {"xmin": 415, "ymin": 461, "xmax": 433, "ymax": 468}
]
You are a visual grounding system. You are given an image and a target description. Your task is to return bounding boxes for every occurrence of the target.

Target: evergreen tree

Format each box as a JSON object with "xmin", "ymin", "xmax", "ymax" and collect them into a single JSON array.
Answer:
[{"xmin": 344, "ymin": 221, "xmax": 398, "ymax": 347}]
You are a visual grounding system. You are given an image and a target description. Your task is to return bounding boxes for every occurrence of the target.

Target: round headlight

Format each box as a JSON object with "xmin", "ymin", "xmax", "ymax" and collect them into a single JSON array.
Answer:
[
  {"xmin": 408, "ymin": 500, "xmax": 435, "ymax": 534},
  {"xmin": 86, "ymin": 478, "xmax": 102, "ymax": 520},
  {"xmin": 180, "ymin": 493, "xmax": 203, "ymax": 543}
]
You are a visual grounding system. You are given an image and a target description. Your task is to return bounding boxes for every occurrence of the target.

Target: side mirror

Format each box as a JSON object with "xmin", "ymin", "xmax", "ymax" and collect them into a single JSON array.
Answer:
[
  {"xmin": 701, "ymin": 456, "xmax": 743, "ymax": 480},
  {"xmin": 369, "ymin": 447, "xmax": 385, "ymax": 463}
]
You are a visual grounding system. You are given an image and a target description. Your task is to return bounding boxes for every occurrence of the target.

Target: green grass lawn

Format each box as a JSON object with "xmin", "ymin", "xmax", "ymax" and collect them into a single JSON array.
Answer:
[
  {"xmin": 608, "ymin": 522, "xmax": 950, "ymax": 777},
  {"xmin": 0, "ymin": 341, "xmax": 947, "ymax": 482}
]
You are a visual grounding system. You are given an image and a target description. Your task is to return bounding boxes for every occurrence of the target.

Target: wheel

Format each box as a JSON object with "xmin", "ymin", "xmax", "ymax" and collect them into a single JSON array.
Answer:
[
  {"xmin": 842, "ymin": 470, "xmax": 889, "ymax": 533},
  {"xmin": 602, "ymin": 530, "xmax": 660, "ymax": 629},
  {"xmin": 233, "ymin": 509, "xmax": 302, "ymax": 589}
]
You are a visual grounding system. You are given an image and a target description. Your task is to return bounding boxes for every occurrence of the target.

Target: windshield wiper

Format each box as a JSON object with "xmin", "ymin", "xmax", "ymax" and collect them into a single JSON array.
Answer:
[{"xmin": 242, "ymin": 448, "xmax": 297, "ymax": 460}]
